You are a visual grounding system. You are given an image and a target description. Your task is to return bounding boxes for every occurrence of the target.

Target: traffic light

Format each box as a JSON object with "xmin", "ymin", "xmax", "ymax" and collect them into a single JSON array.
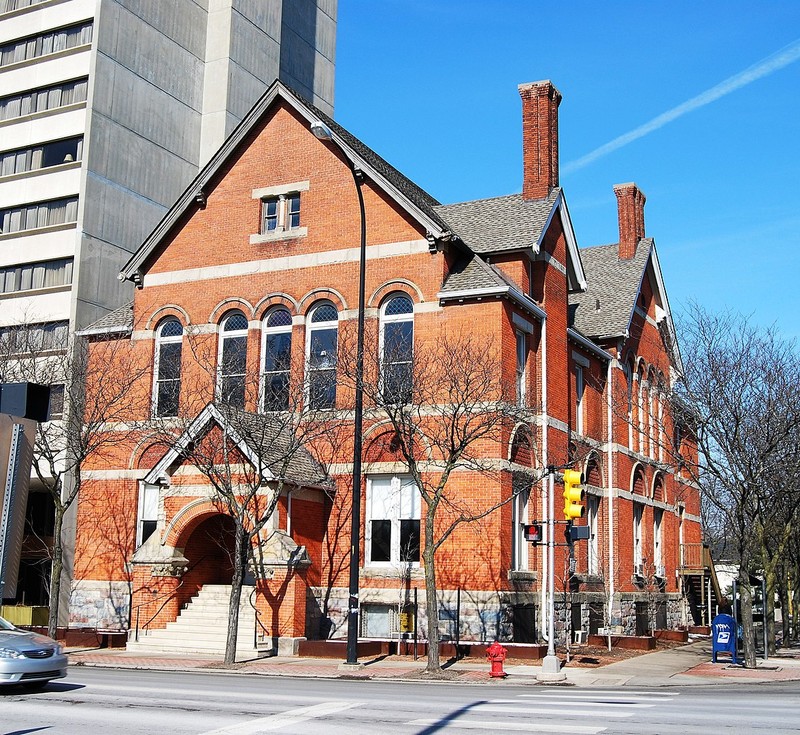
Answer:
[
  {"xmin": 562, "ymin": 469, "xmax": 585, "ymax": 520},
  {"xmin": 523, "ymin": 523, "xmax": 543, "ymax": 545}
]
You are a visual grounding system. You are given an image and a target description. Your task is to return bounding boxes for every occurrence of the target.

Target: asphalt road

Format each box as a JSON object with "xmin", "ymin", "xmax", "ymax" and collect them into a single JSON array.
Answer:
[{"xmin": 2, "ymin": 667, "xmax": 800, "ymax": 734}]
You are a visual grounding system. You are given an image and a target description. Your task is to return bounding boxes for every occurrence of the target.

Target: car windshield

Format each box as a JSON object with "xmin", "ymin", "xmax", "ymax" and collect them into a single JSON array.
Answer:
[{"xmin": 0, "ymin": 616, "xmax": 16, "ymax": 631}]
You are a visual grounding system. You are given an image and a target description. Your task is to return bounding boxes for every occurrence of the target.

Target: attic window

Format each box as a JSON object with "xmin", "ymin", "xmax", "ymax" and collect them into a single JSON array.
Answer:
[{"xmin": 250, "ymin": 181, "xmax": 309, "ymax": 245}]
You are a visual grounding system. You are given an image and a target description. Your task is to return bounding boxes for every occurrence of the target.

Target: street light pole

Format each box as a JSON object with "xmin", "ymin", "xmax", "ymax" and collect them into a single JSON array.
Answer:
[{"xmin": 311, "ymin": 121, "xmax": 366, "ymax": 666}]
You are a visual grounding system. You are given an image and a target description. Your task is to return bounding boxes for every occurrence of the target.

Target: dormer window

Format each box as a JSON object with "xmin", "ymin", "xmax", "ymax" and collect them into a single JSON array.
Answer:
[{"xmin": 250, "ymin": 181, "xmax": 309, "ymax": 244}]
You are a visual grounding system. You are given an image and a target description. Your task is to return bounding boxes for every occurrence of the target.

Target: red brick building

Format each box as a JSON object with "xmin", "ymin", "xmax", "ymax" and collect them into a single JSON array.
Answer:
[{"xmin": 70, "ymin": 80, "xmax": 703, "ymax": 650}]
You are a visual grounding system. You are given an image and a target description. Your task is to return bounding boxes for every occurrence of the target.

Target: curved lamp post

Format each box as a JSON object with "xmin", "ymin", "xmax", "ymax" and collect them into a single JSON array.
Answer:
[{"xmin": 311, "ymin": 120, "xmax": 366, "ymax": 666}]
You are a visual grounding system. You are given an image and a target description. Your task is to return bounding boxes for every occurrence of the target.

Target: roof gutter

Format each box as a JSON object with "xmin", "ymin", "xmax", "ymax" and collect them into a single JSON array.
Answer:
[
  {"xmin": 567, "ymin": 327, "xmax": 611, "ymax": 361},
  {"xmin": 437, "ymin": 285, "xmax": 547, "ymax": 321}
]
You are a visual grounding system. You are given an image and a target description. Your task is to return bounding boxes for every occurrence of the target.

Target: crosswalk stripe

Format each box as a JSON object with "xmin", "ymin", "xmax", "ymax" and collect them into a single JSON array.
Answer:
[
  {"xmin": 408, "ymin": 719, "xmax": 606, "ymax": 734},
  {"xmin": 490, "ymin": 698, "xmax": 654, "ymax": 709},
  {"xmin": 200, "ymin": 701, "xmax": 363, "ymax": 734},
  {"xmin": 520, "ymin": 690, "xmax": 676, "ymax": 699},
  {"xmin": 471, "ymin": 704, "xmax": 632, "ymax": 718}
]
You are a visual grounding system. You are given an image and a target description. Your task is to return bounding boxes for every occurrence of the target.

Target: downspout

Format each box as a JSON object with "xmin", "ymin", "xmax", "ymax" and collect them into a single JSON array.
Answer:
[
  {"xmin": 540, "ymin": 317, "xmax": 549, "ymax": 641},
  {"xmin": 606, "ymin": 357, "xmax": 616, "ymax": 627}
]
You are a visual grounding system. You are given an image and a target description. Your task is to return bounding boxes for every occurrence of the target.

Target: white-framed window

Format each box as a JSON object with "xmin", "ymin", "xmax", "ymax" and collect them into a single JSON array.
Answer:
[
  {"xmin": 624, "ymin": 360, "xmax": 634, "ymax": 449},
  {"xmin": 636, "ymin": 366, "xmax": 645, "ymax": 453},
  {"xmin": 0, "ymin": 78, "xmax": 88, "ymax": 122},
  {"xmin": 47, "ymin": 383, "xmax": 64, "ymax": 420},
  {"xmin": 380, "ymin": 294, "xmax": 413, "ymax": 404},
  {"xmin": 250, "ymin": 181, "xmax": 308, "ymax": 244},
  {"xmin": 647, "ymin": 380, "xmax": 655, "ymax": 458},
  {"xmin": 218, "ymin": 311, "xmax": 248, "ymax": 408},
  {"xmin": 306, "ymin": 302, "xmax": 338, "ymax": 409},
  {"xmin": 587, "ymin": 494, "xmax": 599, "ymax": 575},
  {"xmin": 515, "ymin": 330, "xmax": 527, "ymax": 406},
  {"xmin": 633, "ymin": 502, "xmax": 644, "ymax": 572},
  {"xmin": 653, "ymin": 508, "xmax": 663, "ymax": 573},
  {"xmin": 0, "ymin": 320, "xmax": 68, "ymax": 354},
  {"xmin": 575, "ymin": 365, "xmax": 585, "ymax": 434},
  {"xmin": 261, "ymin": 307, "xmax": 293, "ymax": 411},
  {"xmin": 512, "ymin": 479, "xmax": 530, "ymax": 571},
  {"xmin": 136, "ymin": 482, "xmax": 158, "ymax": 548},
  {"xmin": 366, "ymin": 475, "xmax": 421, "ymax": 566},
  {"xmin": 153, "ymin": 318, "xmax": 183, "ymax": 417}
]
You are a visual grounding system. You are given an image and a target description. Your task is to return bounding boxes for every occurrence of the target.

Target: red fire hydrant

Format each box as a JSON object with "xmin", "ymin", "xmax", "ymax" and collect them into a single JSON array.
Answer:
[{"xmin": 486, "ymin": 640, "xmax": 508, "ymax": 678}]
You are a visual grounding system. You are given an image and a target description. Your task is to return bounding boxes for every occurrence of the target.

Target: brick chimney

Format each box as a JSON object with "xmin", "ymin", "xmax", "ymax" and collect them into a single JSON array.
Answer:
[
  {"xmin": 614, "ymin": 183, "xmax": 646, "ymax": 260},
  {"xmin": 519, "ymin": 80, "xmax": 561, "ymax": 200}
]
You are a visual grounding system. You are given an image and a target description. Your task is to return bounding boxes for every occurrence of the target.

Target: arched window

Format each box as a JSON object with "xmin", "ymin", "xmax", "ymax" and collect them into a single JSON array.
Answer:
[
  {"xmin": 218, "ymin": 311, "xmax": 248, "ymax": 408},
  {"xmin": 380, "ymin": 294, "xmax": 413, "ymax": 404},
  {"xmin": 624, "ymin": 359, "xmax": 634, "ymax": 449},
  {"xmin": 307, "ymin": 302, "xmax": 338, "ymax": 409},
  {"xmin": 153, "ymin": 318, "xmax": 183, "ymax": 417},
  {"xmin": 262, "ymin": 307, "xmax": 293, "ymax": 411}
]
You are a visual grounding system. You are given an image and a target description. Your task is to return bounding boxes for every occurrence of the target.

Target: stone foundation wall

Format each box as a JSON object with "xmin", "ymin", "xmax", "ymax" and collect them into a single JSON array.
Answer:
[{"xmin": 69, "ymin": 580, "xmax": 131, "ymax": 630}]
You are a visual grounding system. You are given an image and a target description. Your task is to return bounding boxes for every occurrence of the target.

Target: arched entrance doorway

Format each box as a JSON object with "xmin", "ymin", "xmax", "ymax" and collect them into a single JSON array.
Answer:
[{"xmin": 180, "ymin": 514, "xmax": 237, "ymax": 590}]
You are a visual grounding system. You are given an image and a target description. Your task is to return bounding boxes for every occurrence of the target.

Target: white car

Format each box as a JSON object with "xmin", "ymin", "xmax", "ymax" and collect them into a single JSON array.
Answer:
[{"xmin": 0, "ymin": 615, "xmax": 67, "ymax": 689}]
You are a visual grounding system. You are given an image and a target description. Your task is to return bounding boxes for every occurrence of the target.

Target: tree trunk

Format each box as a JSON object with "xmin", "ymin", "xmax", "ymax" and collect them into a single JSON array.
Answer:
[
  {"xmin": 738, "ymin": 568, "xmax": 757, "ymax": 668},
  {"xmin": 224, "ymin": 523, "xmax": 248, "ymax": 664},
  {"xmin": 47, "ymin": 506, "xmax": 65, "ymax": 640},
  {"xmin": 423, "ymin": 509, "xmax": 440, "ymax": 674},
  {"xmin": 765, "ymin": 566, "xmax": 777, "ymax": 655}
]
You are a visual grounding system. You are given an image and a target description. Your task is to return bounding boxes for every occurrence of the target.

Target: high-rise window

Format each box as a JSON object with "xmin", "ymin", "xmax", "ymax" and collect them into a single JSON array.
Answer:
[
  {"xmin": 153, "ymin": 319, "xmax": 183, "ymax": 417},
  {"xmin": 218, "ymin": 312, "xmax": 249, "ymax": 408},
  {"xmin": 0, "ymin": 258, "xmax": 72, "ymax": 294},
  {"xmin": 0, "ymin": 320, "xmax": 68, "ymax": 354},
  {"xmin": 307, "ymin": 303, "xmax": 338, "ymax": 409},
  {"xmin": 262, "ymin": 308, "xmax": 292, "ymax": 411},
  {"xmin": 0, "ymin": 21, "xmax": 93, "ymax": 67},
  {"xmin": 380, "ymin": 295, "xmax": 413, "ymax": 404},
  {"xmin": 0, "ymin": 78, "xmax": 88, "ymax": 121},
  {"xmin": 0, "ymin": 197, "xmax": 78, "ymax": 235}
]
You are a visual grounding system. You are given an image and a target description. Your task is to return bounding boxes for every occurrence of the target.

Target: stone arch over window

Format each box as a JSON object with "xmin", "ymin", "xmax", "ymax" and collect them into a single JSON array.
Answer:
[
  {"xmin": 509, "ymin": 424, "xmax": 535, "ymax": 467},
  {"xmin": 368, "ymin": 279, "xmax": 424, "ymax": 308},
  {"xmin": 254, "ymin": 293, "xmax": 298, "ymax": 320},
  {"xmin": 298, "ymin": 288, "xmax": 347, "ymax": 314},
  {"xmin": 584, "ymin": 452, "xmax": 603, "ymax": 489},
  {"xmin": 209, "ymin": 298, "xmax": 255, "ymax": 323},
  {"xmin": 631, "ymin": 464, "xmax": 647, "ymax": 496},
  {"xmin": 217, "ymin": 310, "xmax": 249, "ymax": 407},
  {"xmin": 132, "ymin": 440, "xmax": 171, "ymax": 471},
  {"xmin": 145, "ymin": 304, "xmax": 191, "ymax": 331},
  {"xmin": 153, "ymin": 317, "xmax": 184, "ymax": 417},
  {"xmin": 306, "ymin": 301, "xmax": 339, "ymax": 409},
  {"xmin": 380, "ymin": 293, "xmax": 414, "ymax": 405},
  {"xmin": 652, "ymin": 473, "xmax": 666, "ymax": 503}
]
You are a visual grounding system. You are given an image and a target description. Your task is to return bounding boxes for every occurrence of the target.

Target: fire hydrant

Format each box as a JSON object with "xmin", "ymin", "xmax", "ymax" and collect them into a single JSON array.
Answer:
[{"xmin": 486, "ymin": 640, "xmax": 508, "ymax": 678}]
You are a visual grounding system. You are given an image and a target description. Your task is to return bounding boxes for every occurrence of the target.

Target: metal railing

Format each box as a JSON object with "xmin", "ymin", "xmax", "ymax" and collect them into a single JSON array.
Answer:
[{"xmin": 248, "ymin": 587, "xmax": 270, "ymax": 650}]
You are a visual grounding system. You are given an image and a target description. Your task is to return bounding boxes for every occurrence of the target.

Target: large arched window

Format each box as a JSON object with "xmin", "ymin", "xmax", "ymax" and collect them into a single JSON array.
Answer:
[
  {"xmin": 262, "ymin": 307, "xmax": 292, "ymax": 411},
  {"xmin": 153, "ymin": 318, "xmax": 183, "ymax": 417},
  {"xmin": 218, "ymin": 311, "xmax": 248, "ymax": 408},
  {"xmin": 306, "ymin": 302, "xmax": 338, "ymax": 409},
  {"xmin": 380, "ymin": 294, "xmax": 414, "ymax": 404}
]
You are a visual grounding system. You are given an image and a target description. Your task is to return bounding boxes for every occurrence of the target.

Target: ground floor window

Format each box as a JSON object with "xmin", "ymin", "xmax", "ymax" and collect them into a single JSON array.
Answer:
[{"xmin": 366, "ymin": 475, "xmax": 420, "ymax": 566}]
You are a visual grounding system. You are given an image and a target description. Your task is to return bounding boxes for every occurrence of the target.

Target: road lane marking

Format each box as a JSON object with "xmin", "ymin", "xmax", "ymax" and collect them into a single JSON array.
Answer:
[
  {"xmin": 409, "ymin": 719, "xmax": 606, "ymax": 733},
  {"xmin": 521, "ymin": 690, "xmax": 676, "ymax": 698},
  {"xmin": 200, "ymin": 701, "xmax": 363, "ymax": 733},
  {"xmin": 471, "ymin": 704, "xmax": 632, "ymax": 718},
  {"xmin": 490, "ymin": 698, "xmax": 655, "ymax": 708}
]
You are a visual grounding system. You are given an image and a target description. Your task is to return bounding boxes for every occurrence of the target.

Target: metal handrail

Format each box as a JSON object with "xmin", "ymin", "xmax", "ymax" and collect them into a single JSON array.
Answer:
[
  {"xmin": 249, "ymin": 586, "xmax": 270, "ymax": 650},
  {"xmin": 130, "ymin": 554, "xmax": 208, "ymax": 642}
]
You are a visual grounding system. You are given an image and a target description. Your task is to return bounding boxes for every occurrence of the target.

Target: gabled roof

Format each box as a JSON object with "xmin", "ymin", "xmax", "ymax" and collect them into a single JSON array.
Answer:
[
  {"xmin": 434, "ymin": 189, "xmax": 587, "ymax": 293},
  {"xmin": 120, "ymin": 81, "xmax": 452, "ymax": 283},
  {"xmin": 144, "ymin": 402, "xmax": 328, "ymax": 488},
  {"xmin": 438, "ymin": 251, "xmax": 547, "ymax": 321},
  {"xmin": 569, "ymin": 239, "xmax": 680, "ymax": 368}
]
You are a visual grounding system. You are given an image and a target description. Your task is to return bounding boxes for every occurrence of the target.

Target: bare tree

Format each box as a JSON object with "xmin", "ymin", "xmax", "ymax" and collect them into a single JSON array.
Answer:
[
  {"xmin": 345, "ymin": 327, "xmax": 540, "ymax": 675},
  {"xmin": 147, "ymin": 327, "xmax": 336, "ymax": 664},
  {"xmin": 672, "ymin": 305, "xmax": 800, "ymax": 667},
  {"xmin": 0, "ymin": 320, "xmax": 149, "ymax": 637}
]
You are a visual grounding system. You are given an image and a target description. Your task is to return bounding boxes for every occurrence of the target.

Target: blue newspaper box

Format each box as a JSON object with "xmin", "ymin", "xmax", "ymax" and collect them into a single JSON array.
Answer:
[{"xmin": 712, "ymin": 613, "xmax": 738, "ymax": 664}]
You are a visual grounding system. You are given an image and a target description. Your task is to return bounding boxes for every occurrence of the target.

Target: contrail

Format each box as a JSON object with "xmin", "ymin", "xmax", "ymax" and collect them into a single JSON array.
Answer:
[{"xmin": 563, "ymin": 38, "xmax": 800, "ymax": 174}]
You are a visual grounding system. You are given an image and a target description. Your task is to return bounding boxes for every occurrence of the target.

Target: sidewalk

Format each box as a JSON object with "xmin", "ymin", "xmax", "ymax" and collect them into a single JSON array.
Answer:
[{"xmin": 66, "ymin": 639, "xmax": 800, "ymax": 687}]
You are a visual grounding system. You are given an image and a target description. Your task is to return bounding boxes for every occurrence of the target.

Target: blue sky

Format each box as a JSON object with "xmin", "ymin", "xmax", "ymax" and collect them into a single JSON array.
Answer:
[{"xmin": 334, "ymin": 2, "xmax": 800, "ymax": 338}]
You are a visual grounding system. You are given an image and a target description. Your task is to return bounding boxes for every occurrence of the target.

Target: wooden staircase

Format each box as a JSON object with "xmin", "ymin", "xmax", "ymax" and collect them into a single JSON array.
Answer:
[{"xmin": 680, "ymin": 543, "xmax": 724, "ymax": 625}]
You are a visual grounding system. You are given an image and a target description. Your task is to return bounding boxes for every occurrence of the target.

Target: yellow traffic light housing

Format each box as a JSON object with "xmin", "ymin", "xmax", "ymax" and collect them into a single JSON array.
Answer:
[{"xmin": 562, "ymin": 469, "xmax": 585, "ymax": 520}]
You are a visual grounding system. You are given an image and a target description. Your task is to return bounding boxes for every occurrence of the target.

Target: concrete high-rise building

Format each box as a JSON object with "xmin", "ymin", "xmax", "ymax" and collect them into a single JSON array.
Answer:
[
  {"xmin": 0, "ymin": 0, "xmax": 336, "ymax": 619},
  {"xmin": 0, "ymin": 0, "xmax": 336, "ymax": 335}
]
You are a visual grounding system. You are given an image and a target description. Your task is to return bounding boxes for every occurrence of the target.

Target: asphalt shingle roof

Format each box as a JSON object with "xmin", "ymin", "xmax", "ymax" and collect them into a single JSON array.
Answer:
[
  {"xmin": 80, "ymin": 302, "xmax": 134, "ymax": 335},
  {"xmin": 440, "ymin": 253, "xmax": 510, "ymax": 293},
  {"xmin": 433, "ymin": 190, "xmax": 560, "ymax": 254},
  {"xmin": 569, "ymin": 239, "xmax": 653, "ymax": 340}
]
